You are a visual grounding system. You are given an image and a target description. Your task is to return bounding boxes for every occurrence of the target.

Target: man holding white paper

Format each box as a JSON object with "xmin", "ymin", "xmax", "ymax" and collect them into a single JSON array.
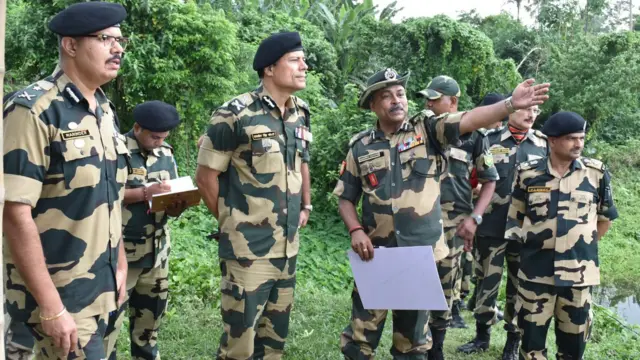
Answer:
[
  {"xmin": 333, "ymin": 67, "xmax": 550, "ymax": 359},
  {"xmin": 105, "ymin": 100, "xmax": 187, "ymax": 359}
]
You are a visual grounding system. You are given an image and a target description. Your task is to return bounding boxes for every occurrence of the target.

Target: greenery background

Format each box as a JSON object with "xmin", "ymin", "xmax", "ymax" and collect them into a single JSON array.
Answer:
[{"xmin": 4, "ymin": 0, "xmax": 640, "ymax": 358}]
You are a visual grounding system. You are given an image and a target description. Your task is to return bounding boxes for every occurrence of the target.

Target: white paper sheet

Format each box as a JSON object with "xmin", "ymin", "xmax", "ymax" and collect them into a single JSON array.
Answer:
[{"xmin": 348, "ymin": 246, "xmax": 448, "ymax": 311}]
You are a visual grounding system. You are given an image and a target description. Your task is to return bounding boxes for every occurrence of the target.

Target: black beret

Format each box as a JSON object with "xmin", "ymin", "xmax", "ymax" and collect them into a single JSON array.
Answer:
[
  {"xmin": 479, "ymin": 92, "xmax": 506, "ymax": 106},
  {"xmin": 48, "ymin": 2, "xmax": 127, "ymax": 36},
  {"xmin": 253, "ymin": 32, "xmax": 303, "ymax": 71},
  {"xmin": 133, "ymin": 101, "xmax": 181, "ymax": 132},
  {"xmin": 542, "ymin": 111, "xmax": 587, "ymax": 137}
]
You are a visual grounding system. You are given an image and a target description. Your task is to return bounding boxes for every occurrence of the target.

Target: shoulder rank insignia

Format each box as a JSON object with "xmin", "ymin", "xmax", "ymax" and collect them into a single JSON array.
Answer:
[
  {"xmin": 348, "ymin": 129, "xmax": 372, "ymax": 148},
  {"xmin": 583, "ymin": 157, "xmax": 605, "ymax": 172},
  {"xmin": 229, "ymin": 98, "xmax": 246, "ymax": 115}
]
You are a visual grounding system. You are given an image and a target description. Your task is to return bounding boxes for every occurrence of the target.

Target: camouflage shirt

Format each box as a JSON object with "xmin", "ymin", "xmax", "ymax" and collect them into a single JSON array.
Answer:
[
  {"xmin": 197, "ymin": 86, "xmax": 311, "ymax": 260},
  {"xmin": 3, "ymin": 70, "xmax": 129, "ymax": 323},
  {"xmin": 122, "ymin": 130, "xmax": 178, "ymax": 268},
  {"xmin": 505, "ymin": 157, "xmax": 618, "ymax": 286},
  {"xmin": 440, "ymin": 129, "xmax": 499, "ymax": 228},
  {"xmin": 476, "ymin": 126, "xmax": 548, "ymax": 239},
  {"xmin": 333, "ymin": 110, "xmax": 464, "ymax": 261}
]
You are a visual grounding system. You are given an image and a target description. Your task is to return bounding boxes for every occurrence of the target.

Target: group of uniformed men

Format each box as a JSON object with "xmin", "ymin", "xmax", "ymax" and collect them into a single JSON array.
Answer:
[{"xmin": 1, "ymin": 1, "xmax": 617, "ymax": 360}]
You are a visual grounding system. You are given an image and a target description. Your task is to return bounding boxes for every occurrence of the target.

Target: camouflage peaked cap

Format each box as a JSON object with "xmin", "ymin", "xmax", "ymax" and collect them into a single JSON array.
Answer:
[
  {"xmin": 418, "ymin": 75, "xmax": 461, "ymax": 99},
  {"xmin": 358, "ymin": 68, "xmax": 410, "ymax": 109}
]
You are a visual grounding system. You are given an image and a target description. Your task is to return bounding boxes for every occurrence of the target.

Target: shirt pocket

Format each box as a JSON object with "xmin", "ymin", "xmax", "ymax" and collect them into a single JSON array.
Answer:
[
  {"xmin": 448, "ymin": 147, "xmax": 471, "ymax": 179},
  {"xmin": 250, "ymin": 135, "xmax": 283, "ymax": 174},
  {"xmin": 399, "ymin": 145, "xmax": 436, "ymax": 180},
  {"xmin": 527, "ymin": 192, "xmax": 551, "ymax": 223},
  {"xmin": 567, "ymin": 190, "xmax": 596, "ymax": 223},
  {"xmin": 60, "ymin": 136, "xmax": 103, "ymax": 189},
  {"xmin": 359, "ymin": 153, "xmax": 389, "ymax": 190}
]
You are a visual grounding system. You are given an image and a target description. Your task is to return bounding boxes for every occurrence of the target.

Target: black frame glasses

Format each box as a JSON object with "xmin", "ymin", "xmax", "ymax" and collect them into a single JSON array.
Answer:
[{"xmin": 80, "ymin": 34, "xmax": 129, "ymax": 51}]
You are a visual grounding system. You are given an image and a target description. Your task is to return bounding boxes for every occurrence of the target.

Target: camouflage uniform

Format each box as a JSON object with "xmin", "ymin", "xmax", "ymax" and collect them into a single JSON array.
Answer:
[
  {"xmin": 455, "ymin": 251, "xmax": 473, "ymax": 302},
  {"xmin": 105, "ymin": 130, "xmax": 177, "ymax": 359},
  {"xmin": 334, "ymin": 109, "xmax": 465, "ymax": 360},
  {"xmin": 430, "ymin": 130, "xmax": 498, "ymax": 330},
  {"xmin": 505, "ymin": 157, "xmax": 618, "ymax": 360},
  {"xmin": 3, "ymin": 69, "xmax": 129, "ymax": 358},
  {"xmin": 473, "ymin": 126, "xmax": 548, "ymax": 331},
  {"xmin": 197, "ymin": 86, "xmax": 310, "ymax": 359},
  {"xmin": 3, "ymin": 92, "xmax": 35, "ymax": 360}
]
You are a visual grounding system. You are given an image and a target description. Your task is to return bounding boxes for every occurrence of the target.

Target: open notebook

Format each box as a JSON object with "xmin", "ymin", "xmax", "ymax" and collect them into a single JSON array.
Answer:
[{"xmin": 145, "ymin": 176, "xmax": 202, "ymax": 213}]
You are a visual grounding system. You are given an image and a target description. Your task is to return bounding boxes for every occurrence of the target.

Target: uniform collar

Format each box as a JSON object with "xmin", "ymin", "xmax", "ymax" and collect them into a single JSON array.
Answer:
[
  {"xmin": 52, "ymin": 68, "xmax": 108, "ymax": 109},
  {"xmin": 255, "ymin": 85, "xmax": 296, "ymax": 115},
  {"xmin": 546, "ymin": 157, "xmax": 584, "ymax": 178},
  {"xmin": 501, "ymin": 126, "xmax": 537, "ymax": 143},
  {"xmin": 372, "ymin": 119, "xmax": 413, "ymax": 141}
]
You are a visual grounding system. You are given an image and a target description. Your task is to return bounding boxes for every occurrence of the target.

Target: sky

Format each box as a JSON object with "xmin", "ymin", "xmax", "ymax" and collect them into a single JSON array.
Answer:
[{"xmin": 373, "ymin": 0, "xmax": 537, "ymax": 25}]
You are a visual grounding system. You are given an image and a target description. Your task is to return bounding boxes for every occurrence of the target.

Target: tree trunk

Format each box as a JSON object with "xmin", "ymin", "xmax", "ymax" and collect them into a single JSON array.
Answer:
[{"xmin": 0, "ymin": 0, "xmax": 7, "ymax": 358}]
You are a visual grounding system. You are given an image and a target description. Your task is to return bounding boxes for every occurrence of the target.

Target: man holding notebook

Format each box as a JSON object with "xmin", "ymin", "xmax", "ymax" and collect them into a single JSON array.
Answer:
[{"xmin": 105, "ymin": 100, "xmax": 187, "ymax": 359}]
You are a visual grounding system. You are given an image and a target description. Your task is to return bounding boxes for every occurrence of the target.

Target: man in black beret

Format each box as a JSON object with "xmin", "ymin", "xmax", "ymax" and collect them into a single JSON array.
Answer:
[
  {"xmin": 104, "ymin": 100, "xmax": 186, "ymax": 359},
  {"xmin": 196, "ymin": 31, "xmax": 311, "ymax": 359},
  {"xmin": 3, "ymin": 2, "xmax": 130, "ymax": 358},
  {"xmin": 505, "ymin": 111, "xmax": 617, "ymax": 360}
]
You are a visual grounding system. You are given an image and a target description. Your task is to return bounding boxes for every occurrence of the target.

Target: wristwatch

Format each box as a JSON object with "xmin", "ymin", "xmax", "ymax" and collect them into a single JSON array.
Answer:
[
  {"xmin": 303, "ymin": 204, "xmax": 313, "ymax": 212},
  {"xmin": 471, "ymin": 213, "xmax": 483, "ymax": 225},
  {"xmin": 504, "ymin": 96, "xmax": 516, "ymax": 114}
]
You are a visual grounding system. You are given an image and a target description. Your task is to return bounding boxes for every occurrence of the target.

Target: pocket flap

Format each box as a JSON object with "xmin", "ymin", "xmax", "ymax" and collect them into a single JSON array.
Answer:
[
  {"xmin": 220, "ymin": 278, "xmax": 245, "ymax": 301},
  {"xmin": 449, "ymin": 147, "xmax": 469, "ymax": 163},
  {"xmin": 359, "ymin": 156, "xmax": 387, "ymax": 175},
  {"xmin": 571, "ymin": 190, "xmax": 593, "ymax": 204},
  {"xmin": 399, "ymin": 146, "xmax": 427, "ymax": 164},
  {"xmin": 529, "ymin": 192, "xmax": 551, "ymax": 205}
]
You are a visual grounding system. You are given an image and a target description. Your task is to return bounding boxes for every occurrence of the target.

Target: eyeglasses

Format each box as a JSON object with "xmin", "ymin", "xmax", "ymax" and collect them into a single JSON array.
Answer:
[
  {"xmin": 515, "ymin": 108, "xmax": 542, "ymax": 115},
  {"xmin": 80, "ymin": 34, "xmax": 129, "ymax": 51}
]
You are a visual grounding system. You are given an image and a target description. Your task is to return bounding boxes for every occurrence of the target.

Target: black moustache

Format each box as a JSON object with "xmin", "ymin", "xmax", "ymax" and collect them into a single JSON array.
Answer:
[
  {"xmin": 107, "ymin": 55, "xmax": 122, "ymax": 63},
  {"xmin": 390, "ymin": 105, "xmax": 403, "ymax": 112}
]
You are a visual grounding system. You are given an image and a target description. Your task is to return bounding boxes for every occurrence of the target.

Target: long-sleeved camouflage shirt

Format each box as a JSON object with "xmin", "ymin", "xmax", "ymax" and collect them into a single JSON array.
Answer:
[
  {"xmin": 3, "ymin": 70, "xmax": 129, "ymax": 323},
  {"xmin": 504, "ymin": 157, "xmax": 618, "ymax": 287},
  {"xmin": 197, "ymin": 86, "xmax": 311, "ymax": 260},
  {"xmin": 440, "ymin": 130, "xmax": 499, "ymax": 230},
  {"xmin": 122, "ymin": 130, "xmax": 178, "ymax": 268},
  {"xmin": 476, "ymin": 126, "xmax": 548, "ymax": 239},
  {"xmin": 333, "ymin": 110, "xmax": 464, "ymax": 261}
]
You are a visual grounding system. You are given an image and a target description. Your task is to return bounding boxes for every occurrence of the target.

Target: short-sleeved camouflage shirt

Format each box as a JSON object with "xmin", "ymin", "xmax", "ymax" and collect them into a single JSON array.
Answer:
[
  {"xmin": 505, "ymin": 157, "xmax": 618, "ymax": 287},
  {"xmin": 3, "ymin": 70, "xmax": 129, "ymax": 323},
  {"xmin": 197, "ymin": 86, "xmax": 311, "ymax": 260},
  {"xmin": 440, "ymin": 129, "xmax": 499, "ymax": 228},
  {"xmin": 122, "ymin": 130, "xmax": 178, "ymax": 268},
  {"xmin": 333, "ymin": 110, "xmax": 464, "ymax": 261},
  {"xmin": 476, "ymin": 126, "xmax": 548, "ymax": 239}
]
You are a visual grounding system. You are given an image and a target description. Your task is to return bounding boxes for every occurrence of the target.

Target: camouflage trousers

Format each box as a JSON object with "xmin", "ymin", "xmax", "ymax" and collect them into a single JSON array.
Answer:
[
  {"xmin": 473, "ymin": 236, "xmax": 521, "ymax": 332},
  {"xmin": 105, "ymin": 262, "xmax": 169, "ymax": 360},
  {"xmin": 341, "ymin": 285, "xmax": 431, "ymax": 360},
  {"xmin": 26, "ymin": 313, "xmax": 110, "ymax": 359},
  {"xmin": 516, "ymin": 281, "xmax": 593, "ymax": 360},
  {"xmin": 217, "ymin": 256, "xmax": 296, "ymax": 360},
  {"xmin": 453, "ymin": 251, "xmax": 473, "ymax": 302},
  {"xmin": 429, "ymin": 225, "xmax": 464, "ymax": 330},
  {"xmin": 4, "ymin": 315, "xmax": 35, "ymax": 360}
]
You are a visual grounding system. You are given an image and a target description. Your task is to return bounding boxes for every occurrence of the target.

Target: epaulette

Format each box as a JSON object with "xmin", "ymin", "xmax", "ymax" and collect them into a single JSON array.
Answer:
[
  {"xmin": 293, "ymin": 96, "xmax": 309, "ymax": 111},
  {"xmin": 582, "ymin": 157, "xmax": 605, "ymax": 172},
  {"xmin": 517, "ymin": 159, "xmax": 541, "ymax": 171},
  {"xmin": 533, "ymin": 129, "xmax": 547, "ymax": 139},
  {"xmin": 348, "ymin": 129, "xmax": 372, "ymax": 148},
  {"xmin": 226, "ymin": 93, "xmax": 253, "ymax": 115},
  {"xmin": 409, "ymin": 109, "xmax": 432, "ymax": 125},
  {"xmin": 11, "ymin": 80, "xmax": 55, "ymax": 109}
]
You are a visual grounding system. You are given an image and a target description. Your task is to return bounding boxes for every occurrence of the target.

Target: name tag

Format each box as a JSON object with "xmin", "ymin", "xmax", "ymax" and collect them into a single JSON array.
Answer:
[
  {"xmin": 358, "ymin": 151, "xmax": 383, "ymax": 163},
  {"xmin": 61, "ymin": 129, "xmax": 90, "ymax": 140},
  {"xmin": 528, "ymin": 186, "xmax": 551, "ymax": 193},
  {"xmin": 251, "ymin": 131, "xmax": 276, "ymax": 141},
  {"xmin": 131, "ymin": 168, "xmax": 146, "ymax": 176},
  {"xmin": 490, "ymin": 147, "xmax": 510, "ymax": 155}
]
